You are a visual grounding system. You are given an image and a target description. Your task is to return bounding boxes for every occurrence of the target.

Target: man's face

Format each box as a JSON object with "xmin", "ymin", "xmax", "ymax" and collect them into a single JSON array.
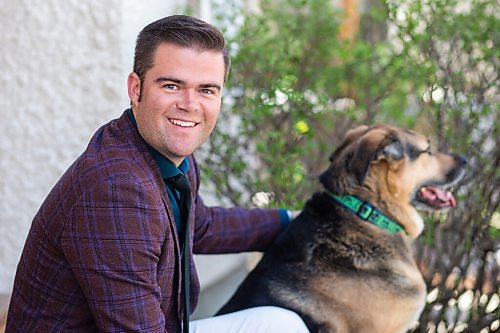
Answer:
[{"xmin": 128, "ymin": 42, "xmax": 225, "ymax": 166}]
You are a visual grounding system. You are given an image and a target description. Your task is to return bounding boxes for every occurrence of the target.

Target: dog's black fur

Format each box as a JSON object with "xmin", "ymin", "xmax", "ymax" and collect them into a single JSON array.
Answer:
[{"xmin": 217, "ymin": 192, "xmax": 415, "ymax": 332}]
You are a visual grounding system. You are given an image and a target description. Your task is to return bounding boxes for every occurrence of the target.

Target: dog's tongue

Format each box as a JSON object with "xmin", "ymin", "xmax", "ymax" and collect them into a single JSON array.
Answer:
[{"xmin": 418, "ymin": 186, "xmax": 457, "ymax": 208}]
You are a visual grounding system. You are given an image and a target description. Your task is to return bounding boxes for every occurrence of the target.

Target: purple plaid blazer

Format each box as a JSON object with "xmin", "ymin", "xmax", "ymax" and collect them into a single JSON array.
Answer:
[{"xmin": 6, "ymin": 111, "xmax": 284, "ymax": 333}]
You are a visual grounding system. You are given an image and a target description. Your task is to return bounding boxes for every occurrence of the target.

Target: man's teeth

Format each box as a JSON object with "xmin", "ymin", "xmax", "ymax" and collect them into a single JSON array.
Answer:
[{"xmin": 170, "ymin": 119, "xmax": 196, "ymax": 127}]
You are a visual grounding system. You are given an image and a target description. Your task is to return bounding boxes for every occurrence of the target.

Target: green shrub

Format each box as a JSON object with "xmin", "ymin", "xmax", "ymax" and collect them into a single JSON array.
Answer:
[{"xmin": 203, "ymin": 0, "xmax": 499, "ymax": 331}]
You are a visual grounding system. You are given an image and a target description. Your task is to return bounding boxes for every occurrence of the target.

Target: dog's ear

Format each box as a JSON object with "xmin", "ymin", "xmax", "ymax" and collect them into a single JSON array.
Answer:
[
  {"xmin": 376, "ymin": 137, "xmax": 404, "ymax": 161},
  {"xmin": 320, "ymin": 125, "xmax": 372, "ymax": 189},
  {"xmin": 323, "ymin": 126, "xmax": 406, "ymax": 188},
  {"xmin": 348, "ymin": 140, "xmax": 380, "ymax": 184},
  {"xmin": 347, "ymin": 128, "xmax": 391, "ymax": 184},
  {"xmin": 348, "ymin": 130, "xmax": 406, "ymax": 183}
]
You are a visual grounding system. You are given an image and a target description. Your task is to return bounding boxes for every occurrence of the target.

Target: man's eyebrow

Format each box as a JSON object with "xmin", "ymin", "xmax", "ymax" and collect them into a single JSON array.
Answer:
[
  {"xmin": 155, "ymin": 76, "xmax": 222, "ymax": 92},
  {"xmin": 155, "ymin": 77, "xmax": 184, "ymax": 85}
]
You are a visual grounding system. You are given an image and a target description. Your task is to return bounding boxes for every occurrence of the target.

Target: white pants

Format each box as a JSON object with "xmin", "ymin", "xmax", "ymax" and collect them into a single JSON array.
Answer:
[{"xmin": 189, "ymin": 306, "xmax": 310, "ymax": 333}]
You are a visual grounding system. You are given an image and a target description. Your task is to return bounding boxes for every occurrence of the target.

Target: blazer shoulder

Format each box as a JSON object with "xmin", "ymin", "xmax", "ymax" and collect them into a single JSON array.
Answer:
[{"xmin": 71, "ymin": 112, "xmax": 158, "ymax": 190}]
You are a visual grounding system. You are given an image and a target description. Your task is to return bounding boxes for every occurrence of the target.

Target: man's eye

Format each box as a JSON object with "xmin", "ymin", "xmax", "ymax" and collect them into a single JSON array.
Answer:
[
  {"xmin": 163, "ymin": 84, "xmax": 178, "ymax": 90},
  {"xmin": 201, "ymin": 88, "xmax": 215, "ymax": 95}
]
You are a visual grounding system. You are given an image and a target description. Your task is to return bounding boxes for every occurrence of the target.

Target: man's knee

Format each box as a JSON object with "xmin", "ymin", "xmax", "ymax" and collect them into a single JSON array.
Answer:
[
  {"xmin": 190, "ymin": 306, "xmax": 309, "ymax": 333},
  {"xmin": 250, "ymin": 306, "xmax": 309, "ymax": 333}
]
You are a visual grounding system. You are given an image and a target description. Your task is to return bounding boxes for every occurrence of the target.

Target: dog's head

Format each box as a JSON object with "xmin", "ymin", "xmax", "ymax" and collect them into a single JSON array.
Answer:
[{"xmin": 320, "ymin": 124, "xmax": 466, "ymax": 238}]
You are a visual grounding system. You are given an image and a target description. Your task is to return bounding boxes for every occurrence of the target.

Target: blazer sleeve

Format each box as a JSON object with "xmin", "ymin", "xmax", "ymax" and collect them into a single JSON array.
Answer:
[
  {"xmin": 192, "ymin": 195, "xmax": 285, "ymax": 254},
  {"xmin": 60, "ymin": 174, "xmax": 169, "ymax": 333}
]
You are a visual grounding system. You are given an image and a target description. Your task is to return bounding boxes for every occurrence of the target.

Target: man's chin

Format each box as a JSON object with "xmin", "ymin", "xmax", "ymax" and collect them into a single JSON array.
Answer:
[{"xmin": 162, "ymin": 147, "xmax": 197, "ymax": 165}]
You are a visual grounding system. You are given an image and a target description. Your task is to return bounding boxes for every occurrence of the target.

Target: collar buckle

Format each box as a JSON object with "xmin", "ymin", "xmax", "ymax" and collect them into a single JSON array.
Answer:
[{"xmin": 357, "ymin": 202, "xmax": 373, "ymax": 220}]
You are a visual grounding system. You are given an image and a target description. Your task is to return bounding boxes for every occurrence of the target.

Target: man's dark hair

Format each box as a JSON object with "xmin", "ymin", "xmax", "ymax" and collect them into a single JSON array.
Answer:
[{"xmin": 133, "ymin": 15, "xmax": 231, "ymax": 84}]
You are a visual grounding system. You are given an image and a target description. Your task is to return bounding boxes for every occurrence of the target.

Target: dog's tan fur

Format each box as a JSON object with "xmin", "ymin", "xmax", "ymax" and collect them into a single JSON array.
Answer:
[{"xmin": 219, "ymin": 124, "xmax": 466, "ymax": 333}]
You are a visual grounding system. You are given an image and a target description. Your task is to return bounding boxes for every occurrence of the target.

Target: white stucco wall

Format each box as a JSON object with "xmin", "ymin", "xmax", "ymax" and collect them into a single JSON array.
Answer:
[
  {"xmin": 0, "ymin": 0, "xmax": 187, "ymax": 294},
  {"xmin": 0, "ymin": 0, "xmax": 122, "ymax": 294}
]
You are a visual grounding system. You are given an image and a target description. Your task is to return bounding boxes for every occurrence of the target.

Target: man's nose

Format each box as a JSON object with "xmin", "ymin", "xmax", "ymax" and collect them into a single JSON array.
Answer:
[{"xmin": 177, "ymin": 89, "xmax": 200, "ymax": 112}]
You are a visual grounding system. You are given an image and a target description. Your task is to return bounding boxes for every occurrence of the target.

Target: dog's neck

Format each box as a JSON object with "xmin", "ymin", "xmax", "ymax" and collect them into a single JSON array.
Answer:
[{"xmin": 325, "ymin": 191, "xmax": 405, "ymax": 234}]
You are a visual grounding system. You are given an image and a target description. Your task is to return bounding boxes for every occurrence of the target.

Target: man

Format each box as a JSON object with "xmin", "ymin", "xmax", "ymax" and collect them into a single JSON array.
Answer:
[{"xmin": 6, "ymin": 15, "xmax": 309, "ymax": 333}]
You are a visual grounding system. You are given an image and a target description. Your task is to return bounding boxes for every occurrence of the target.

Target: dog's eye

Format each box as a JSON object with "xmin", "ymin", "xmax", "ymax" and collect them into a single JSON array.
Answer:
[
  {"xmin": 407, "ymin": 146, "xmax": 418, "ymax": 160},
  {"xmin": 408, "ymin": 144, "xmax": 432, "ymax": 159}
]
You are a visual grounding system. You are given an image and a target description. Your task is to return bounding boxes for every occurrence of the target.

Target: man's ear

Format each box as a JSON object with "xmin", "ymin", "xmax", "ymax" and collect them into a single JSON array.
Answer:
[{"xmin": 127, "ymin": 72, "xmax": 141, "ymax": 106}]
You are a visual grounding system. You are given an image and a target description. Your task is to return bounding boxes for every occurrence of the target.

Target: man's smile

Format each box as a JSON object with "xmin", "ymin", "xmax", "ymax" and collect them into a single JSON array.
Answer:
[{"xmin": 168, "ymin": 118, "xmax": 198, "ymax": 127}]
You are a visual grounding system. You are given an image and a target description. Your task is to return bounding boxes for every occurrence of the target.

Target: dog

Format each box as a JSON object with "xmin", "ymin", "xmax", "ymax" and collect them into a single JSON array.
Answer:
[{"xmin": 217, "ymin": 124, "xmax": 466, "ymax": 333}]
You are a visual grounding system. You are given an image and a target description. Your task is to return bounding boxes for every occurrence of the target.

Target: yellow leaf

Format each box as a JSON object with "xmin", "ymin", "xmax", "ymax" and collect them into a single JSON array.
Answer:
[{"xmin": 295, "ymin": 120, "xmax": 310, "ymax": 134}]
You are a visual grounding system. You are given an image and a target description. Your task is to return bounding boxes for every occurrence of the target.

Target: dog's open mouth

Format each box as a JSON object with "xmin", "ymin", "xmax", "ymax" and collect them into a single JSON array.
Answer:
[{"xmin": 415, "ymin": 186, "xmax": 457, "ymax": 209}]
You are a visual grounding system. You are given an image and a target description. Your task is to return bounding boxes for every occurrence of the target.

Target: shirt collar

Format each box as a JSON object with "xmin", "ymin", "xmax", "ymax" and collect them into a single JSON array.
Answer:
[{"xmin": 127, "ymin": 109, "xmax": 190, "ymax": 179}]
